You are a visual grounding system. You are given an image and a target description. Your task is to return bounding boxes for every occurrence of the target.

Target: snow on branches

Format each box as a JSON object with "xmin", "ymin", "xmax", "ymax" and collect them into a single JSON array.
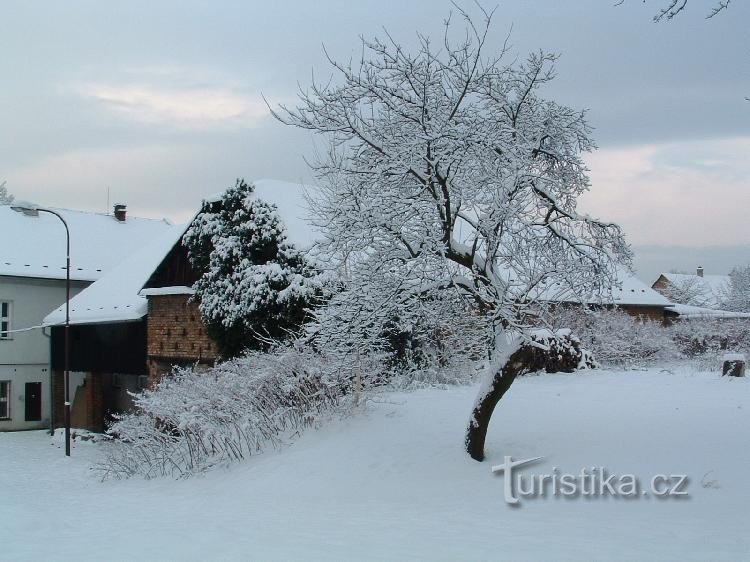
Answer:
[
  {"xmin": 0, "ymin": 181, "xmax": 13, "ymax": 205},
  {"xmin": 273, "ymin": 7, "xmax": 628, "ymax": 460},
  {"xmin": 274, "ymin": 7, "xmax": 629, "ymax": 359},
  {"xmin": 723, "ymin": 265, "xmax": 750, "ymax": 313},
  {"xmin": 183, "ymin": 179, "xmax": 322, "ymax": 356},
  {"xmin": 100, "ymin": 347, "xmax": 349, "ymax": 479}
]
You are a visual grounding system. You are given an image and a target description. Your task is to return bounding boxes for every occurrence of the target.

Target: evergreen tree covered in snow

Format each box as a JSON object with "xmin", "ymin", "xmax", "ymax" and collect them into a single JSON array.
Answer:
[
  {"xmin": 183, "ymin": 179, "xmax": 321, "ymax": 356},
  {"xmin": 0, "ymin": 181, "xmax": 13, "ymax": 205}
]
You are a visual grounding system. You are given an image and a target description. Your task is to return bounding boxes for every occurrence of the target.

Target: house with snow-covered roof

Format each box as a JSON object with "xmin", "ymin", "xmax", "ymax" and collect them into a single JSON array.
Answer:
[
  {"xmin": 652, "ymin": 267, "xmax": 730, "ymax": 309},
  {"xmin": 42, "ymin": 179, "xmax": 315, "ymax": 431},
  {"xmin": 587, "ymin": 270, "xmax": 673, "ymax": 322},
  {"xmin": 538, "ymin": 267, "xmax": 673, "ymax": 323},
  {"xmin": 0, "ymin": 204, "xmax": 171, "ymax": 431}
]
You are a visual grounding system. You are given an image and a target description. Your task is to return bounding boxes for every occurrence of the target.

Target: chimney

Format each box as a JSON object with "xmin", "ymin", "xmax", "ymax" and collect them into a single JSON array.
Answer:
[
  {"xmin": 697, "ymin": 266, "xmax": 704, "ymax": 278},
  {"xmin": 114, "ymin": 203, "xmax": 127, "ymax": 222}
]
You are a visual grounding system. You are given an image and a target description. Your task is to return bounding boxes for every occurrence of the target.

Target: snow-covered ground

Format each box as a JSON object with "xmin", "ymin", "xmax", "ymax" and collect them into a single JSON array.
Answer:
[{"xmin": 1, "ymin": 367, "xmax": 748, "ymax": 561}]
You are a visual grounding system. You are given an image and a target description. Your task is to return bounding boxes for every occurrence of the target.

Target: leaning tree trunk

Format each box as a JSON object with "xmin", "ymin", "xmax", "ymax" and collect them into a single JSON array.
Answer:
[
  {"xmin": 465, "ymin": 345, "xmax": 535, "ymax": 462},
  {"xmin": 465, "ymin": 331, "xmax": 592, "ymax": 462}
]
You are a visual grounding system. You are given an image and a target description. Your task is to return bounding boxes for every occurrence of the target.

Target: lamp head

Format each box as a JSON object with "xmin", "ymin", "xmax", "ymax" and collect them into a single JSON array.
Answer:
[{"xmin": 10, "ymin": 201, "xmax": 40, "ymax": 217}]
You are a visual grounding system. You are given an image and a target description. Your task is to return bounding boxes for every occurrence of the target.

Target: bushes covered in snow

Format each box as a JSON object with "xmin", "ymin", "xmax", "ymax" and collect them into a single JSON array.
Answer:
[
  {"xmin": 550, "ymin": 307, "xmax": 681, "ymax": 367},
  {"xmin": 550, "ymin": 306, "xmax": 750, "ymax": 368},
  {"xmin": 99, "ymin": 347, "xmax": 351, "ymax": 479},
  {"xmin": 100, "ymin": 300, "xmax": 749, "ymax": 479},
  {"xmin": 672, "ymin": 318, "xmax": 750, "ymax": 365},
  {"xmin": 722, "ymin": 265, "xmax": 750, "ymax": 313}
]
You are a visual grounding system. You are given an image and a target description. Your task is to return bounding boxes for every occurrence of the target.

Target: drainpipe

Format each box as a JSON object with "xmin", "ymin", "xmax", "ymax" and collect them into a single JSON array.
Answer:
[{"xmin": 42, "ymin": 326, "xmax": 54, "ymax": 436}]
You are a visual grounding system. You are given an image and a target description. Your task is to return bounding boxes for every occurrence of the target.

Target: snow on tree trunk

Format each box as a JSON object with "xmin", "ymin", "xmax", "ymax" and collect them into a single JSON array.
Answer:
[{"xmin": 466, "ymin": 330, "xmax": 594, "ymax": 461}]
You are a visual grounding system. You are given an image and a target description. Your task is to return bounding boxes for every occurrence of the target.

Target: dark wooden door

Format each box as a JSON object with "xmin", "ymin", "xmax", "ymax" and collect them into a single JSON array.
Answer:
[{"xmin": 25, "ymin": 382, "xmax": 42, "ymax": 421}]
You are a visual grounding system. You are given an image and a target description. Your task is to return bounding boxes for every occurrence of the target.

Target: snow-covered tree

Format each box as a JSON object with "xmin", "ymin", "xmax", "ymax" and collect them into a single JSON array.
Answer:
[
  {"xmin": 183, "ymin": 179, "xmax": 322, "ymax": 357},
  {"xmin": 0, "ymin": 181, "xmax": 13, "ymax": 205},
  {"xmin": 722, "ymin": 264, "xmax": 750, "ymax": 312},
  {"xmin": 274, "ymin": 7, "xmax": 630, "ymax": 461}
]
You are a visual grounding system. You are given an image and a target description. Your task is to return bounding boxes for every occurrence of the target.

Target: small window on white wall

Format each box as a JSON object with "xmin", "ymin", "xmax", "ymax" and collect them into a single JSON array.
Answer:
[
  {"xmin": 0, "ymin": 381, "xmax": 9, "ymax": 418},
  {"xmin": 0, "ymin": 301, "xmax": 10, "ymax": 339}
]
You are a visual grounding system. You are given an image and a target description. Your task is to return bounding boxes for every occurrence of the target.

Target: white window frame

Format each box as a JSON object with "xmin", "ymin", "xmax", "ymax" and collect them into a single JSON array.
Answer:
[
  {"xmin": 0, "ymin": 381, "xmax": 10, "ymax": 419},
  {"xmin": 0, "ymin": 301, "xmax": 11, "ymax": 340}
]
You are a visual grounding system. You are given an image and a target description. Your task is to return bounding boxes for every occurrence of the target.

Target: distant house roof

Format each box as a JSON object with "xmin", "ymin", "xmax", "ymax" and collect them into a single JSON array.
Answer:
[
  {"xmin": 0, "ymin": 205, "xmax": 172, "ymax": 282},
  {"xmin": 607, "ymin": 270, "xmax": 673, "ymax": 307},
  {"xmin": 655, "ymin": 271, "xmax": 730, "ymax": 308},
  {"xmin": 660, "ymin": 272, "xmax": 730, "ymax": 293},
  {"xmin": 43, "ymin": 179, "xmax": 317, "ymax": 326},
  {"xmin": 546, "ymin": 268, "xmax": 672, "ymax": 307}
]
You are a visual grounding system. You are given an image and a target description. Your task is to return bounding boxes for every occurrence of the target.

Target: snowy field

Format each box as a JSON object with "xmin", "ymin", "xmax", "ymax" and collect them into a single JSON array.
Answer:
[{"xmin": 1, "ymin": 366, "xmax": 748, "ymax": 561}]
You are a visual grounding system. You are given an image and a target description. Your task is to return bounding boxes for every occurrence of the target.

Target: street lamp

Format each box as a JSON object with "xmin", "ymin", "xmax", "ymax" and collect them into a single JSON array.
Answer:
[{"xmin": 11, "ymin": 202, "xmax": 72, "ymax": 457}]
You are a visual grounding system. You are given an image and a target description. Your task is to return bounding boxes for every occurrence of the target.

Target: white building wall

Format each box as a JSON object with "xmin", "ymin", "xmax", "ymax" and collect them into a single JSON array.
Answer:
[{"xmin": 0, "ymin": 276, "xmax": 87, "ymax": 431}]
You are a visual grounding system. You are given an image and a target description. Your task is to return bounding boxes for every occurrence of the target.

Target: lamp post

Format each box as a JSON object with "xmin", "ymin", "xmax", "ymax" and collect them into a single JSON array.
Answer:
[{"xmin": 11, "ymin": 203, "xmax": 71, "ymax": 457}]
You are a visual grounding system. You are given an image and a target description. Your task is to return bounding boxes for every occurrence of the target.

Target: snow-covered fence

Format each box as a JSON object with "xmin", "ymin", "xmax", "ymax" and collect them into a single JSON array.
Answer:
[{"xmin": 98, "ymin": 347, "xmax": 350, "ymax": 479}]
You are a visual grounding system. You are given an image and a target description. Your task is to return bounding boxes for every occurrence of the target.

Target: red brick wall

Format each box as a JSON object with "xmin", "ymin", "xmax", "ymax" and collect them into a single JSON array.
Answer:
[
  {"xmin": 618, "ymin": 304, "xmax": 668, "ymax": 324},
  {"xmin": 556, "ymin": 302, "xmax": 668, "ymax": 324},
  {"xmin": 146, "ymin": 294, "xmax": 220, "ymax": 384}
]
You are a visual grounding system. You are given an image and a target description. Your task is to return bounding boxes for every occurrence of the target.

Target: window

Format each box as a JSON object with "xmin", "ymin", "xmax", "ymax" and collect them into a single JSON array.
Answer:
[
  {"xmin": 0, "ymin": 381, "xmax": 9, "ymax": 419},
  {"xmin": 0, "ymin": 301, "xmax": 10, "ymax": 339}
]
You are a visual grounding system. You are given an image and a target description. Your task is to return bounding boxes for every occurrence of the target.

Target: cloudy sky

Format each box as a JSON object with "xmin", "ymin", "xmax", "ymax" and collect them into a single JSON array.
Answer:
[{"xmin": 2, "ymin": 1, "xmax": 748, "ymax": 279}]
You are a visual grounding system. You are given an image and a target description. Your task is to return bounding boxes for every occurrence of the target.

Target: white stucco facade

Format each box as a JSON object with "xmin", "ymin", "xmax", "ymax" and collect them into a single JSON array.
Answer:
[
  {"xmin": 0, "ymin": 276, "xmax": 87, "ymax": 430},
  {"xmin": 0, "ymin": 203, "xmax": 173, "ymax": 431}
]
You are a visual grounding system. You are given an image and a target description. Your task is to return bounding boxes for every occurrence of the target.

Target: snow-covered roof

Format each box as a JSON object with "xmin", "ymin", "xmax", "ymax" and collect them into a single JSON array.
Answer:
[
  {"xmin": 0, "ymin": 205, "xmax": 171, "ymax": 282},
  {"xmin": 607, "ymin": 270, "xmax": 673, "ymax": 306},
  {"xmin": 547, "ymin": 268, "xmax": 672, "ymax": 307},
  {"xmin": 665, "ymin": 303, "xmax": 750, "ymax": 320},
  {"xmin": 659, "ymin": 272, "xmax": 730, "ymax": 292},
  {"xmin": 43, "ymin": 224, "xmax": 188, "ymax": 326},
  {"xmin": 659, "ymin": 271, "xmax": 729, "ymax": 293},
  {"xmin": 42, "ymin": 179, "xmax": 318, "ymax": 326},
  {"xmin": 139, "ymin": 286, "xmax": 195, "ymax": 297},
  {"xmin": 655, "ymin": 272, "xmax": 731, "ymax": 309}
]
